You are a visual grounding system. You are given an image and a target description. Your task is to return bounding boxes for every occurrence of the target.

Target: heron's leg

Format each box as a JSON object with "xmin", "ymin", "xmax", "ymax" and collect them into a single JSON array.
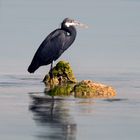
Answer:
[
  {"xmin": 49, "ymin": 62, "xmax": 53, "ymax": 78},
  {"xmin": 49, "ymin": 61, "xmax": 54, "ymax": 86}
]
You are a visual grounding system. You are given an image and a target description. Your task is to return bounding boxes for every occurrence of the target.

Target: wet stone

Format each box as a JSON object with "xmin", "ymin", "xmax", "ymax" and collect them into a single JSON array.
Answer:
[
  {"xmin": 43, "ymin": 61, "xmax": 77, "ymax": 85},
  {"xmin": 43, "ymin": 61, "xmax": 116, "ymax": 98},
  {"xmin": 73, "ymin": 80, "xmax": 116, "ymax": 98}
]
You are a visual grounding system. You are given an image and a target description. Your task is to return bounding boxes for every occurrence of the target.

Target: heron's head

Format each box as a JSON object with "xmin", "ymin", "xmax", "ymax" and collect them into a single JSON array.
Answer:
[{"xmin": 62, "ymin": 18, "xmax": 88, "ymax": 28}]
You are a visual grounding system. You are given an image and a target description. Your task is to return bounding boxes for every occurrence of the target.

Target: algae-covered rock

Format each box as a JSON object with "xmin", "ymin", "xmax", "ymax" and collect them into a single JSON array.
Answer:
[
  {"xmin": 74, "ymin": 80, "xmax": 116, "ymax": 98},
  {"xmin": 43, "ymin": 61, "xmax": 117, "ymax": 98},
  {"xmin": 46, "ymin": 84, "xmax": 74, "ymax": 96},
  {"xmin": 44, "ymin": 80, "xmax": 116, "ymax": 98},
  {"xmin": 43, "ymin": 61, "xmax": 77, "ymax": 85}
]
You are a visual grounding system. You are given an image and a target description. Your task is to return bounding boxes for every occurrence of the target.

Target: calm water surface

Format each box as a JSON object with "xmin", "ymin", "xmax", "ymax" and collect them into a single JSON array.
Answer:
[
  {"xmin": 0, "ymin": 73, "xmax": 140, "ymax": 140},
  {"xmin": 0, "ymin": 0, "xmax": 140, "ymax": 139}
]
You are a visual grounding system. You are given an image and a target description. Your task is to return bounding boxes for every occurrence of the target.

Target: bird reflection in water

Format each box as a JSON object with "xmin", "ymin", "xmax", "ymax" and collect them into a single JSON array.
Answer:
[{"xmin": 29, "ymin": 91, "xmax": 77, "ymax": 140}]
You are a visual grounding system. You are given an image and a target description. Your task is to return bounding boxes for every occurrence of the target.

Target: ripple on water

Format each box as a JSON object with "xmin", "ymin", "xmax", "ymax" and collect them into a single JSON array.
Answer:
[{"xmin": 0, "ymin": 74, "xmax": 43, "ymax": 87}]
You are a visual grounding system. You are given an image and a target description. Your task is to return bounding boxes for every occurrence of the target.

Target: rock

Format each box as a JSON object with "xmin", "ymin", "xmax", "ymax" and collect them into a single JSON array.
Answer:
[
  {"xmin": 73, "ymin": 80, "xmax": 116, "ymax": 98},
  {"xmin": 43, "ymin": 61, "xmax": 117, "ymax": 98},
  {"xmin": 45, "ymin": 84, "xmax": 74, "ymax": 96},
  {"xmin": 43, "ymin": 61, "xmax": 77, "ymax": 85},
  {"xmin": 45, "ymin": 80, "xmax": 116, "ymax": 98}
]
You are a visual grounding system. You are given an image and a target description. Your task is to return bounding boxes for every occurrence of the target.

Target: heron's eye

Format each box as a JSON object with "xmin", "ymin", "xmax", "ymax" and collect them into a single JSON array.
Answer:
[{"xmin": 65, "ymin": 20, "xmax": 74, "ymax": 27}]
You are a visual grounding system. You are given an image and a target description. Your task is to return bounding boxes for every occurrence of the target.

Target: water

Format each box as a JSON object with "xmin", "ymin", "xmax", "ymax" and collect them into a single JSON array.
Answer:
[
  {"xmin": 0, "ymin": 0, "xmax": 140, "ymax": 139},
  {"xmin": 0, "ymin": 73, "xmax": 140, "ymax": 140}
]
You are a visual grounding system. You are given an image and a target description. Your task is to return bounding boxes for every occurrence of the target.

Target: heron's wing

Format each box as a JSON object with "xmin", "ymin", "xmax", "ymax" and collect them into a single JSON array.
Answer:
[{"xmin": 32, "ymin": 29, "xmax": 67, "ymax": 66}]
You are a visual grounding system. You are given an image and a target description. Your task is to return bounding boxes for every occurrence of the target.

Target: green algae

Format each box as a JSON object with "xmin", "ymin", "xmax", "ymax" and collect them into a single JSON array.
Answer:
[
  {"xmin": 43, "ymin": 61, "xmax": 77, "ymax": 85},
  {"xmin": 46, "ymin": 84, "xmax": 74, "ymax": 96},
  {"xmin": 73, "ymin": 80, "xmax": 116, "ymax": 98},
  {"xmin": 43, "ymin": 61, "xmax": 116, "ymax": 98}
]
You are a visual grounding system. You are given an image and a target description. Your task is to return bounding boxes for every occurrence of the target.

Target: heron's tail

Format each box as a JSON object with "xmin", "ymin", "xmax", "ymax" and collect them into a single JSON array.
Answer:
[{"xmin": 27, "ymin": 61, "xmax": 39, "ymax": 73}]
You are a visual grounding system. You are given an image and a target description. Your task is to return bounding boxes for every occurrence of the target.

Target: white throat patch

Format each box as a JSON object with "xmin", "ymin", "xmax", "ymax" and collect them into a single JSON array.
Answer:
[{"xmin": 65, "ymin": 22, "xmax": 75, "ymax": 27}]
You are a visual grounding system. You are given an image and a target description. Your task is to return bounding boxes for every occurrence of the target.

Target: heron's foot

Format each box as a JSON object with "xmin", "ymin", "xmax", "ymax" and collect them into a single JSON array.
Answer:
[
  {"xmin": 49, "ymin": 68, "xmax": 54, "ymax": 87},
  {"xmin": 49, "ymin": 70, "xmax": 53, "ymax": 79},
  {"xmin": 46, "ymin": 77, "xmax": 54, "ymax": 90}
]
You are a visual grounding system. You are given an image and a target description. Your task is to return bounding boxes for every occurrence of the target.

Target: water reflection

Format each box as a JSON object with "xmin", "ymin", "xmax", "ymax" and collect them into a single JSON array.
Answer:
[{"xmin": 29, "ymin": 92, "xmax": 77, "ymax": 140}]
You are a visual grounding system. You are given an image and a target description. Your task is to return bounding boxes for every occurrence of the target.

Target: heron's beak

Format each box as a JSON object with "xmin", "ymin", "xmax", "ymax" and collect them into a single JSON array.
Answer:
[{"xmin": 73, "ymin": 20, "xmax": 88, "ymax": 28}]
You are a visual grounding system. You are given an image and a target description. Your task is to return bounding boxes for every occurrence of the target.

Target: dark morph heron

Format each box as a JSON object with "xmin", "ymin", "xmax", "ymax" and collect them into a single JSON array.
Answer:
[{"xmin": 28, "ymin": 18, "xmax": 87, "ymax": 78}]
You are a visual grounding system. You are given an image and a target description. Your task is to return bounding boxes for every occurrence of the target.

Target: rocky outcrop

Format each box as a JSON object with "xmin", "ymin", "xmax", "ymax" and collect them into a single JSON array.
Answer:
[
  {"xmin": 43, "ymin": 61, "xmax": 77, "ymax": 85},
  {"xmin": 43, "ymin": 61, "xmax": 116, "ymax": 98},
  {"xmin": 46, "ymin": 84, "xmax": 74, "ymax": 96},
  {"xmin": 73, "ymin": 80, "xmax": 116, "ymax": 98}
]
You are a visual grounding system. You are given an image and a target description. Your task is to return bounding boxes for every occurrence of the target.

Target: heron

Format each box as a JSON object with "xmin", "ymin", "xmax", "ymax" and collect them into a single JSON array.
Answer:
[{"xmin": 28, "ymin": 18, "xmax": 87, "ymax": 79}]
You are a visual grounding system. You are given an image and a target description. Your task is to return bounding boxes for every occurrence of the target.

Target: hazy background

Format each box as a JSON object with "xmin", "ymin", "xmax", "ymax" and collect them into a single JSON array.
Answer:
[{"xmin": 0, "ymin": 0, "xmax": 140, "ymax": 75}]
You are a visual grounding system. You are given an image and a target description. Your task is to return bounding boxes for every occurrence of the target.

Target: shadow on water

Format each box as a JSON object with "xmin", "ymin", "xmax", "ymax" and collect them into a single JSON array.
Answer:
[
  {"xmin": 103, "ymin": 98, "xmax": 128, "ymax": 102},
  {"xmin": 29, "ymin": 91, "xmax": 77, "ymax": 140}
]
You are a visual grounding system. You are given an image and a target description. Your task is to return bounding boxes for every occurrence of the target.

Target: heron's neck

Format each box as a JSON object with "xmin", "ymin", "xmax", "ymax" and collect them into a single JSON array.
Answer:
[
  {"xmin": 66, "ymin": 26, "xmax": 76, "ymax": 35},
  {"xmin": 62, "ymin": 26, "xmax": 77, "ymax": 45}
]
